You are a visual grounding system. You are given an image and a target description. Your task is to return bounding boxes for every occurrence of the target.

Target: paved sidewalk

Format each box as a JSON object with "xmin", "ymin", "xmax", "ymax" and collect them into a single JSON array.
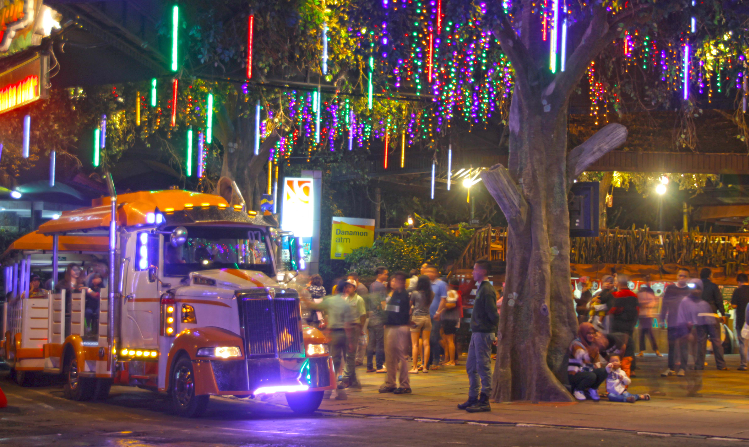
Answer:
[{"xmin": 306, "ymin": 354, "xmax": 749, "ymax": 439}]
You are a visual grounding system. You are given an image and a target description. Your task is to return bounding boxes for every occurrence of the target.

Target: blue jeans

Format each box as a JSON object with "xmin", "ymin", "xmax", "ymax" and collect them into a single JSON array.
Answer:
[
  {"xmin": 466, "ymin": 332, "xmax": 495, "ymax": 399},
  {"xmin": 608, "ymin": 391, "xmax": 639, "ymax": 402},
  {"xmin": 367, "ymin": 323, "xmax": 385, "ymax": 369}
]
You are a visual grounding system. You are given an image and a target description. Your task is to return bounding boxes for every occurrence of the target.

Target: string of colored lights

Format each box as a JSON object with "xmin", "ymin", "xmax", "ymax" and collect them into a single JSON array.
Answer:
[
  {"xmin": 206, "ymin": 93, "xmax": 214, "ymax": 144},
  {"xmin": 49, "ymin": 150, "xmax": 55, "ymax": 187},
  {"xmin": 322, "ymin": 22, "xmax": 328, "ymax": 75},
  {"xmin": 171, "ymin": 79, "xmax": 178, "ymax": 126},
  {"xmin": 447, "ymin": 145, "xmax": 451, "ymax": 190},
  {"xmin": 197, "ymin": 131, "xmax": 205, "ymax": 178},
  {"xmin": 93, "ymin": 128, "xmax": 100, "ymax": 167},
  {"xmin": 255, "ymin": 101, "xmax": 261, "ymax": 155},
  {"xmin": 151, "ymin": 78, "xmax": 157, "ymax": 107}
]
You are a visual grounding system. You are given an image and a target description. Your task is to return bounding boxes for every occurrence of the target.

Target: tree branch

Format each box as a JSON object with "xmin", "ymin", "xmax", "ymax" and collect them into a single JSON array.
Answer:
[
  {"xmin": 566, "ymin": 123, "xmax": 628, "ymax": 182},
  {"xmin": 555, "ymin": 4, "xmax": 652, "ymax": 102},
  {"xmin": 492, "ymin": 12, "xmax": 538, "ymax": 102},
  {"xmin": 481, "ymin": 163, "xmax": 528, "ymax": 228}
]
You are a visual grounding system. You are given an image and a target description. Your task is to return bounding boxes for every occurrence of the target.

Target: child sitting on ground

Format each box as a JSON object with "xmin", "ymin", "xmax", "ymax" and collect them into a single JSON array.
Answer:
[{"xmin": 606, "ymin": 355, "xmax": 650, "ymax": 403}]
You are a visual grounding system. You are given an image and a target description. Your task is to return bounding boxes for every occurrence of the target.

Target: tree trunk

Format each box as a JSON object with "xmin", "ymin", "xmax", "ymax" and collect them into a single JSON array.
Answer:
[
  {"xmin": 599, "ymin": 172, "xmax": 613, "ymax": 230},
  {"xmin": 483, "ymin": 90, "xmax": 627, "ymax": 402}
]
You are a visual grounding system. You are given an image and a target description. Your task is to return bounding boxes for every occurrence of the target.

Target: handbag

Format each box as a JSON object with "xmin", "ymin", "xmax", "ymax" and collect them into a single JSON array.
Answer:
[{"xmin": 741, "ymin": 323, "xmax": 749, "ymax": 340}]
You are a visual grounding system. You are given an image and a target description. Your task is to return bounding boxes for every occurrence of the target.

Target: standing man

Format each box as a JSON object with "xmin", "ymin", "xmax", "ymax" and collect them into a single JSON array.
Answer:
[
  {"xmin": 609, "ymin": 276, "xmax": 639, "ymax": 377},
  {"xmin": 379, "ymin": 271, "xmax": 412, "ymax": 394},
  {"xmin": 590, "ymin": 276, "xmax": 615, "ymax": 332},
  {"xmin": 676, "ymin": 279, "xmax": 712, "ymax": 396},
  {"xmin": 731, "ymin": 273, "xmax": 749, "ymax": 371},
  {"xmin": 425, "ymin": 265, "xmax": 448, "ymax": 370},
  {"xmin": 660, "ymin": 268, "xmax": 692, "ymax": 377},
  {"xmin": 458, "ymin": 260, "xmax": 498, "ymax": 413},
  {"xmin": 699, "ymin": 268, "xmax": 728, "ymax": 371},
  {"xmin": 300, "ymin": 281, "xmax": 354, "ymax": 400},
  {"xmin": 340, "ymin": 279, "xmax": 367, "ymax": 389},
  {"xmin": 366, "ymin": 267, "xmax": 388, "ymax": 373},
  {"xmin": 575, "ymin": 277, "xmax": 592, "ymax": 324},
  {"xmin": 347, "ymin": 272, "xmax": 369, "ymax": 367}
]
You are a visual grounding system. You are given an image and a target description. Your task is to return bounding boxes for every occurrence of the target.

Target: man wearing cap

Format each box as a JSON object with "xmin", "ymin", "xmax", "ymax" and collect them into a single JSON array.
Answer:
[
  {"xmin": 340, "ymin": 279, "xmax": 367, "ymax": 389},
  {"xmin": 676, "ymin": 279, "xmax": 712, "ymax": 395}
]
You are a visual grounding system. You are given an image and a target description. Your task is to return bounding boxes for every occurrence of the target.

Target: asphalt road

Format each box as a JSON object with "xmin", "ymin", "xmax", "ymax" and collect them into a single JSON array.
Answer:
[{"xmin": 0, "ymin": 372, "xmax": 740, "ymax": 447}]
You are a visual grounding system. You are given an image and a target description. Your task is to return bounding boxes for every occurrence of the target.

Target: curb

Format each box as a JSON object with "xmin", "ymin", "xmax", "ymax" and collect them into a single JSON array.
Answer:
[{"xmin": 315, "ymin": 409, "xmax": 749, "ymax": 442}]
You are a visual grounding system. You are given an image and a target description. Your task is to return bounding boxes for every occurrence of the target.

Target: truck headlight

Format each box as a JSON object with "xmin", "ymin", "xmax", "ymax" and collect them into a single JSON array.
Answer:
[
  {"xmin": 306, "ymin": 344, "xmax": 329, "ymax": 356},
  {"xmin": 196, "ymin": 346, "xmax": 242, "ymax": 358}
]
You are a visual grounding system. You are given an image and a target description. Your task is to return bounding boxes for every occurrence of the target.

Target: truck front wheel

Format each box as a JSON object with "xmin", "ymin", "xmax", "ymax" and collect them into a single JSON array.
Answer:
[
  {"xmin": 171, "ymin": 356, "xmax": 209, "ymax": 417},
  {"xmin": 63, "ymin": 355, "xmax": 94, "ymax": 401},
  {"xmin": 285, "ymin": 391, "xmax": 324, "ymax": 415}
]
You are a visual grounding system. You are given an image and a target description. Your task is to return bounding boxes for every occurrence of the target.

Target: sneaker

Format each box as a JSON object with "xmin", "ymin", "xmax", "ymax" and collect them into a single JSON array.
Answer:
[
  {"xmin": 637, "ymin": 351, "xmax": 644, "ymax": 357},
  {"xmin": 677, "ymin": 369, "xmax": 686, "ymax": 377},
  {"xmin": 393, "ymin": 387, "xmax": 412, "ymax": 394},
  {"xmin": 379, "ymin": 386, "xmax": 396, "ymax": 393},
  {"xmin": 573, "ymin": 390, "xmax": 586, "ymax": 401},
  {"xmin": 458, "ymin": 397, "xmax": 478, "ymax": 410},
  {"xmin": 587, "ymin": 389, "xmax": 600, "ymax": 402},
  {"xmin": 465, "ymin": 393, "xmax": 491, "ymax": 413},
  {"xmin": 337, "ymin": 380, "xmax": 348, "ymax": 389},
  {"xmin": 366, "ymin": 368, "xmax": 376, "ymax": 373},
  {"xmin": 655, "ymin": 351, "xmax": 663, "ymax": 357},
  {"xmin": 376, "ymin": 367, "xmax": 387, "ymax": 373},
  {"xmin": 661, "ymin": 369, "xmax": 676, "ymax": 377},
  {"xmin": 739, "ymin": 366, "xmax": 747, "ymax": 371},
  {"xmin": 718, "ymin": 367, "xmax": 729, "ymax": 371}
]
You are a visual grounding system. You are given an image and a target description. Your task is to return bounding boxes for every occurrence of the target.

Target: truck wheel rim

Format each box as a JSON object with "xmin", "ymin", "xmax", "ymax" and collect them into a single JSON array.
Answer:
[
  {"xmin": 174, "ymin": 365, "xmax": 194, "ymax": 407},
  {"xmin": 68, "ymin": 359, "xmax": 79, "ymax": 390}
]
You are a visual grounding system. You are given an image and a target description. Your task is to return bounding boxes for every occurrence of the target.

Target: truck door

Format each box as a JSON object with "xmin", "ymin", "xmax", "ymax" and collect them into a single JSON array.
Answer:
[{"xmin": 122, "ymin": 232, "xmax": 160, "ymax": 348}]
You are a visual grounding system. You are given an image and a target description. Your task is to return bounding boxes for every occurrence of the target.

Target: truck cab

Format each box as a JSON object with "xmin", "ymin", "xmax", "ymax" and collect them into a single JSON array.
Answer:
[{"xmin": 1, "ymin": 189, "xmax": 334, "ymax": 417}]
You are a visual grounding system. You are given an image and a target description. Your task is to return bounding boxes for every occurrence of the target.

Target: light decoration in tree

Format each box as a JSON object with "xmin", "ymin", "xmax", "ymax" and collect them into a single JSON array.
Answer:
[
  {"xmin": 447, "ymin": 145, "xmax": 452, "ymax": 190},
  {"xmin": 171, "ymin": 5, "xmax": 179, "ymax": 72},
  {"xmin": 550, "ymin": 0, "xmax": 559, "ymax": 73},
  {"xmin": 348, "ymin": 110, "xmax": 354, "ymax": 151},
  {"xmin": 93, "ymin": 128, "xmax": 100, "ymax": 167},
  {"xmin": 150, "ymin": 78, "xmax": 157, "ymax": 107},
  {"xmin": 100, "ymin": 115, "xmax": 107, "ymax": 150},
  {"xmin": 186, "ymin": 126, "xmax": 193, "ymax": 177},
  {"xmin": 136, "ymin": 92, "xmax": 141, "ymax": 126},
  {"xmin": 255, "ymin": 101, "xmax": 261, "ymax": 155},
  {"xmin": 206, "ymin": 93, "xmax": 213, "ymax": 144},
  {"xmin": 322, "ymin": 22, "xmax": 328, "ymax": 75},
  {"xmin": 49, "ymin": 150, "xmax": 55, "ymax": 187},
  {"xmin": 314, "ymin": 89, "xmax": 321, "ymax": 143},
  {"xmin": 171, "ymin": 79, "xmax": 178, "ymax": 127},
  {"xmin": 197, "ymin": 131, "xmax": 205, "ymax": 178},
  {"xmin": 400, "ymin": 133, "xmax": 405, "ymax": 168},
  {"xmin": 683, "ymin": 44, "xmax": 690, "ymax": 100},
  {"xmin": 247, "ymin": 14, "xmax": 254, "ymax": 79},
  {"xmin": 561, "ymin": 3, "xmax": 567, "ymax": 72},
  {"xmin": 383, "ymin": 127, "xmax": 389, "ymax": 169},
  {"xmin": 368, "ymin": 56, "xmax": 374, "ymax": 109},
  {"xmin": 430, "ymin": 160, "xmax": 435, "ymax": 200},
  {"xmin": 22, "ymin": 115, "xmax": 29, "ymax": 158}
]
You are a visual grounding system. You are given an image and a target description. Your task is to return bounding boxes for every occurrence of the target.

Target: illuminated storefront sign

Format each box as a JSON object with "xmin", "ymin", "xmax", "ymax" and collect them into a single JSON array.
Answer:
[
  {"xmin": 330, "ymin": 217, "xmax": 375, "ymax": 260},
  {"xmin": 0, "ymin": 52, "xmax": 47, "ymax": 114},
  {"xmin": 0, "ymin": 0, "xmax": 36, "ymax": 53},
  {"xmin": 282, "ymin": 178, "xmax": 314, "ymax": 238}
]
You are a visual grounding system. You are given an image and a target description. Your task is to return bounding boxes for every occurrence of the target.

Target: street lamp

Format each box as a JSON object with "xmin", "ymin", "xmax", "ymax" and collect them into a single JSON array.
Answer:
[
  {"xmin": 406, "ymin": 215, "xmax": 414, "ymax": 228},
  {"xmin": 655, "ymin": 183, "xmax": 667, "ymax": 195}
]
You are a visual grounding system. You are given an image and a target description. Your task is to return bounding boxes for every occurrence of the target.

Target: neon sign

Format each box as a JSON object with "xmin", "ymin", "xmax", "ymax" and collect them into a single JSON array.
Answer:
[
  {"xmin": 0, "ymin": 74, "xmax": 37, "ymax": 113},
  {"xmin": 0, "ymin": 52, "xmax": 48, "ymax": 115}
]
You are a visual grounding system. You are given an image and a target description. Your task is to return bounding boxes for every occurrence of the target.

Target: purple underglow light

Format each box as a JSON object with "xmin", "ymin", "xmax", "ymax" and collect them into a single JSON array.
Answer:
[{"xmin": 253, "ymin": 384, "xmax": 309, "ymax": 395}]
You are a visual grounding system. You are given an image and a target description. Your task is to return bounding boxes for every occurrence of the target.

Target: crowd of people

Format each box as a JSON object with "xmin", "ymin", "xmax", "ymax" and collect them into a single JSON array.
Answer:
[
  {"xmin": 571, "ymin": 267, "xmax": 746, "ymax": 401},
  {"xmin": 300, "ymin": 260, "xmax": 498, "ymax": 412},
  {"xmin": 301, "ymin": 260, "xmax": 749, "ymax": 409}
]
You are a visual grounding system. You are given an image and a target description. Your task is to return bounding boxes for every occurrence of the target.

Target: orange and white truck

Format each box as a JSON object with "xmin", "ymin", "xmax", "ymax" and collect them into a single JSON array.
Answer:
[{"xmin": 0, "ymin": 178, "xmax": 334, "ymax": 417}]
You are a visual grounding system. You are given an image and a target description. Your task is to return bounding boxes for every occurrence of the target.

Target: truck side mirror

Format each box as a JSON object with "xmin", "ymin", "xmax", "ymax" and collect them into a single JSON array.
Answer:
[
  {"xmin": 170, "ymin": 226, "xmax": 188, "ymax": 247},
  {"xmin": 148, "ymin": 265, "xmax": 158, "ymax": 283}
]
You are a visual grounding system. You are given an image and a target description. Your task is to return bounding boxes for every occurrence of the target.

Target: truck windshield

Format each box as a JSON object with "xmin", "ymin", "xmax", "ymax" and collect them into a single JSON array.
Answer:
[{"xmin": 163, "ymin": 227, "xmax": 272, "ymax": 276}]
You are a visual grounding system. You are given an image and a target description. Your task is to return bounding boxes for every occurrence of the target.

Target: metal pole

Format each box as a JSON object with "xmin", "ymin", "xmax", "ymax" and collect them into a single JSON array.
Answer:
[
  {"xmin": 104, "ymin": 172, "xmax": 117, "ymax": 375},
  {"xmin": 51, "ymin": 234, "xmax": 59, "ymax": 290}
]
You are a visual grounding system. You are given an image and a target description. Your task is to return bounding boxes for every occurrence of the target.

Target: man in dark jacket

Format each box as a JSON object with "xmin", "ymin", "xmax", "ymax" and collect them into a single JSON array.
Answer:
[
  {"xmin": 700, "ymin": 268, "xmax": 727, "ymax": 370},
  {"xmin": 660, "ymin": 268, "xmax": 692, "ymax": 376},
  {"xmin": 379, "ymin": 272, "xmax": 412, "ymax": 394},
  {"xmin": 458, "ymin": 260, "xmax": 498, "ymax": 413},
  {"xmin": 610, "ymin": 276, "xmax": 639, "ymax": 376}
]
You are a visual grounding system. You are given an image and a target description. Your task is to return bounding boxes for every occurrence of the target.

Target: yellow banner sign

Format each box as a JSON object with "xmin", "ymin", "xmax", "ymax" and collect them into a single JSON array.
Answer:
[{"xmin": 330, "ymin": 217, "xmax": 375, "ymax": 260}]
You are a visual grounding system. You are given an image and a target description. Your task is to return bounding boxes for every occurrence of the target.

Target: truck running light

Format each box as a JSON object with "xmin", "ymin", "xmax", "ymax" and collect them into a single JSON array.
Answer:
[
  {"xmin": 161, "ymin": 293, "xmax": 177, "ymax": 336},
  {"xmin": 137, "ymin": 232, "xmax": 149, "ymax": 270}
]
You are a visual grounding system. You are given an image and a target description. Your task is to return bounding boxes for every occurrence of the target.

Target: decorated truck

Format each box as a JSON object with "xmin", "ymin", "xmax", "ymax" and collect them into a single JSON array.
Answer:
[{"xmin": 1, "ymin": 179, "xmax": 333, "ymax": 417}]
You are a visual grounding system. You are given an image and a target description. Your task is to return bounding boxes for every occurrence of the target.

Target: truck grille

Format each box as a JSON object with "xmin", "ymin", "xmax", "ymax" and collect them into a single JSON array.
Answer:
[{"xmin": 237, "ymin": 290, "xmax": 304, "ymax": 358}]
